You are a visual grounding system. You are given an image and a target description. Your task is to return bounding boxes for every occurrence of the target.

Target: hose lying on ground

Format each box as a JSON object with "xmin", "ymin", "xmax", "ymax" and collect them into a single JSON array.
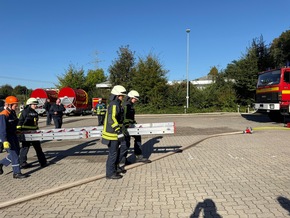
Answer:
[{"xmin": 0, "ymin": 128, "xmax": 276, "ymax": 209}]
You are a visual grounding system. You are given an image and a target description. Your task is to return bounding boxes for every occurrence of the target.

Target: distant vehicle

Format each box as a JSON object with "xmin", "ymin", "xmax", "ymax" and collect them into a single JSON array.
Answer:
[
  {"xmin": 30, "ymin": 88, "xmax": 58, "ymax": 116},
  {"xmin": 58, "ymin": 87, "xmax": 90, "ymax": 115},
  {"xmin": 254, "ymin": 67, "xmax": 290, "ymax": 122}
]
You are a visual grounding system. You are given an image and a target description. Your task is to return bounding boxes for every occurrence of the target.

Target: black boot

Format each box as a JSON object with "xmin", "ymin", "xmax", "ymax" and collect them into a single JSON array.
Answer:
[
  {"xmin": 40, "ymin": 161, "xmax": 48, "ymax": 168},
  {"xmin": 106, "ymin": 174, "xmax": 123, "ymax": 180},
  {"xmin": 0, "ymin": 164, "xmax": 3, "ymax": 175},
  {"xmin": 136, "ymin": 155, "xmax": 151, "ymax": 163},
  {"xmin": 116, "ymin": 166, "xmax": 127, "ymax": 174},
  {"xmin": 13, "ymin": 173, "xmax": 29, "ymax": 179},
  {"xmin": 21, "ymin": 162, "xmax": 32, "ymax": 169}
]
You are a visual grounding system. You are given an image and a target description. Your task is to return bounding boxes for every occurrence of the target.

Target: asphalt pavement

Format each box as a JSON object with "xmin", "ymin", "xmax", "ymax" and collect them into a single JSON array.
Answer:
[{"xmin": 0, "ymin": 112, "xmax": 290, "ymax": 218}]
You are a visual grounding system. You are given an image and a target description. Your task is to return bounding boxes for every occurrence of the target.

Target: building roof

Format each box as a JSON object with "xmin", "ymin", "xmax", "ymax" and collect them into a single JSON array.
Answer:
[{"xmin": 96, "ymin": 81, "xmax": 112, "ymax": 88}]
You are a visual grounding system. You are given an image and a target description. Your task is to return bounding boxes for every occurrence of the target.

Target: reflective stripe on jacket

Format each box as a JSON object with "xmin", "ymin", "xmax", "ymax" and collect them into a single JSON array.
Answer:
[
  {"xmin": 96, "ymin": 103, "xmax": 106, "ymax": 115},
  {"xmin": 17, "ymin": 106, "xmax": 38, "ymax": 130}
]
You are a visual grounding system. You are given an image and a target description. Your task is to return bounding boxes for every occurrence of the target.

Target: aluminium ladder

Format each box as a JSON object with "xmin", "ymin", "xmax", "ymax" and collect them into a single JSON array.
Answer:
[{"xmin": 18, "ymin": 122, "xmax": 175, "ymax": 141}]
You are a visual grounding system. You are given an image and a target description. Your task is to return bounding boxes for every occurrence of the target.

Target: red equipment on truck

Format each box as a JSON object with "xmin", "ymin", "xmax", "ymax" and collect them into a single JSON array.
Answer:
[
  {"xmin": 30, "ymin": 88, "xmax": 58, "ymax": 115},
  {"xmin": 254, "ymin": 67, "xmax": 290, "ymax": 122},
  {"xmin": 58, "ymin": 87, "xmax": 89, "ymax": 115}
]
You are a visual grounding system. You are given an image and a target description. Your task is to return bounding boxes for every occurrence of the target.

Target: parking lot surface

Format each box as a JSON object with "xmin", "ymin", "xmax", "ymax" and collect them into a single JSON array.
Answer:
[{"xmin": 1, "ymin": 113, "xmax": 290, "ymax": 217}]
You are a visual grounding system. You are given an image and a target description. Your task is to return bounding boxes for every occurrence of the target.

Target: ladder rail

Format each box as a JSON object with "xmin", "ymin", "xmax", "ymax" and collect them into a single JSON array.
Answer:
[{"xmin": 18, "ymin": 122, "xmax": 175, "ymax": 141}]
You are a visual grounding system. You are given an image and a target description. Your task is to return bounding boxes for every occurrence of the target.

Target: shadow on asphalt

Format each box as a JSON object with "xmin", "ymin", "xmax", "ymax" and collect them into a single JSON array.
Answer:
[
  {"xmin": 241, "ymin": 112, "xmax": 272, "ymax": 123},
  {"xmin": 190, "ymin": 198, "xmax": 222, "ymax": 218},
  {"xmin": 24, "ymin": 139, "xmax": 99, "ymax": 175},
  {"xmin": 241, "ymin": 112, "xmax": 290, "ymax": 124},
  {"xmin": 127, "ymin": 136, "xmax": 181, "ymax": 163},
  {"xmin": 277, "ymin": 196, "xmax": 290, "ymax": 215},
  {"xmin": 24, "ymin": 137, "xmax": 181, "ymax": 175}
]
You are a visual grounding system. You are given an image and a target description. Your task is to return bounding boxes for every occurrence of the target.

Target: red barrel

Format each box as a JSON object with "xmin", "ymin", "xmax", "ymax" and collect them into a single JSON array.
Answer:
[
  {"xmin": 58, "ymin": 87, "xmax": 88, "ymax": 109},
  {"xmin": 30, "ymin": 88, "xmax": 58, "ymax": 105}
]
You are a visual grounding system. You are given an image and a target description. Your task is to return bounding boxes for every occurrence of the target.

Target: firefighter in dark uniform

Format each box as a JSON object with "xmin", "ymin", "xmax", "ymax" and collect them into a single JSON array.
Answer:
[
  {"xmin": 17, "ymin": 98, "xmax": 47, "ymax": 168},
  {"xmin": 0, "ymin": 101, "xmax": 7, "ymax": 153},
  {"xmin": 119, "ymin": 90, "xmax": 151, "ymax": 166},
  {"xmin": 0, "ymin": 96, "xmax": 28, "ymax": 179},
  {"xmin": 102, "ymin": 85, "xmax": 127, "ymax": 180}
]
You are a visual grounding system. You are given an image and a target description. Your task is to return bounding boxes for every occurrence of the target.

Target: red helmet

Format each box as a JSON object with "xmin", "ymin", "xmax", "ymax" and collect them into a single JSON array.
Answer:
[{"xmin": 5, "ymin": 96, "xmax": 19, "ymax": 104}]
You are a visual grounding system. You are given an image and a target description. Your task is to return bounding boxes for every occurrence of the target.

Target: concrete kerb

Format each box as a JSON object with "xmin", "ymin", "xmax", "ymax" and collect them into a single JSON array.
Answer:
[{"xmin": 0, "ymin": 130, "xmax": 244, "ymax": 210}]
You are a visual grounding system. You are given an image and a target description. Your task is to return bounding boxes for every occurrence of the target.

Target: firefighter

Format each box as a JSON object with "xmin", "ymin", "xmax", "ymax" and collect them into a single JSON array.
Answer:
[
  {"xmin": 0, "ymin": 101, "xmax": 8, "ymax": 153},
  {"xmin": 17, "ymin": 98, "xmax": 47, "ymax": 168},
  {"xmin": 119, "ymin": 90, "xmax": 151, "ymax": 166},
  {"xmin": 0, "ymin": 96, "xmax": 28, "ymax": 179},
  {"xmin": 102, "ymin": 85, "xmax": 127, "ymax": 180},
  {"xmin": 95, "ymin": 99, "xmax": 106, "ymax": 126}
]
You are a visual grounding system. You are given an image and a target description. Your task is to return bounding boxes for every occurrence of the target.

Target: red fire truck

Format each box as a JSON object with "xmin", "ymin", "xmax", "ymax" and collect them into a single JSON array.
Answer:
[{"xmin": 254, "ymin": 67, "xmax": 290, "ymax": 121}]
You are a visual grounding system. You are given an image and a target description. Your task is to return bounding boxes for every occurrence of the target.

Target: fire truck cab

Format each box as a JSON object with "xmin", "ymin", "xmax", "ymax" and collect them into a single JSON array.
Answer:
[{"xmin": 254, "ymin": 67, "xmax": 290, "ymax": 121}]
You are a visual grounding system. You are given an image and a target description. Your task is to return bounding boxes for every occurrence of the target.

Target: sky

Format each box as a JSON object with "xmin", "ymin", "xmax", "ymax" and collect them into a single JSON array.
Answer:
[{"xmin": 0, "ymin": 0, "xmax": 290, "ymax": 90}]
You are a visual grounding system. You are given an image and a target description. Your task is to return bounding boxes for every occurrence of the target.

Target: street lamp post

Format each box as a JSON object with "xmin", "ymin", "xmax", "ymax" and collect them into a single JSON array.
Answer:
[{"xmin": 186, "ymin": 28, "xmax": 190, "ymax": 109}]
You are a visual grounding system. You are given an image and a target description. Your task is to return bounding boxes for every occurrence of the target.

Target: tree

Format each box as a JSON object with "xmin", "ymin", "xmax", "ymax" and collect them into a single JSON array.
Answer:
[
  {"xmin": 85, "ymin": 69, "xmax": 107, "ymax": 92},
  {"xmin": 167, "ymin": 82, "xmax": 187, "ymax": 106},
  {"xmin": 251, "ymin": 35, "xmax": 273, "ymax": 71},
  {"xmin": 223, "ymin": 36, "xmax": 274, "ymax": 106},
  {"xmin": 0, "ymin": 84, "xmax": 13, "ymax": 99},
  {"xmin": 208, "ymin": 66, "xmax": 219, "ymax": 82},
  {"xmin": 190, "ymin": 87, "xmax": 209, "ymax": 109},
  {"xmin": 210, "ymin": 73, "xmax": 236, "ymax": 110},
  {"xmin": 12, "ymin": 85, "xmax": 30, "ymax": 103},
  {"xmin": 270, "ymin": 29, "xmax": 290, "ymax": 68},
  {"xmin": 13, "ymin": 85, "xmax": 28, "ymax": 96},
  {"xmin": 225, "ymin": 47, "xmax": 258, "ymax": 105},
  {"xmin": 132, "ymin": 54, "xmax": 168, "ymax": 109},
  {"xmin": 108, "ymin": 45, "xmax": 135, "ymax": 90},
  {"xmin": 85, "ymin": 68, "xmax": 108, "ymax": 100},
  {"xmin": 56, "ymin": 64, "xmax": 86, "ymax": 89}
]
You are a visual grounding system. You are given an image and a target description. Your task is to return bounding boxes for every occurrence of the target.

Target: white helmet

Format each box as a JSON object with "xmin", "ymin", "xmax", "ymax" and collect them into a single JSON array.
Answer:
[
  {"xmin": 26, "ymin": 97, "xmax": 39, "ymax": 105},
  {"xmin": 128, "ymin": 90, "xmax": 140, "ymax": 100},
  {"xmin": 111, "ymin": 85, "xmax": 127, "ymax": 96}
]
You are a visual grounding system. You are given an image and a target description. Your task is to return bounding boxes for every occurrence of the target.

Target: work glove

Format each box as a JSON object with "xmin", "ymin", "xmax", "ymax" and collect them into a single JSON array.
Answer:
[
  {"xmin": 122, "ymin": 126, "xmax": 130, "ymax": 137},
  {"xmin": 116, "ymin": 130, "xmax": 125, "ymax": 141},
  {"xmin": 3, "ymin": 141, "xmax": 10, "ymax": 150},
  {"xmin": 16, "ymin": 130, "xmax": 23, "ymax": 134}
]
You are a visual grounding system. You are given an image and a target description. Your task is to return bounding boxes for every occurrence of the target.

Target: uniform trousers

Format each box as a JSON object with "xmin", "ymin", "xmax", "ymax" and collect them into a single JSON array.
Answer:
[
  {"xmin": 19, "ymin": 141, "xmax": 47, "ymax": 166},
  {"xmin": 106, "ymin": 140, "xmax": 120, "ymax": 177},
  {"xmin": 0, "ymin": 142, "xmax": 3, "ymax": 153},
  {"xmin": 0, "ymin": 137, "xmax": 21, "ymax": 174},
  {"xmin": 46, "ymin": 111, "xmax": 52, "ymax": 125},
  {"xmin": 119, "ymin": 135, "xmax": 142, "ymax": 164},
  {"xmin": 97, "ymin": 115, "xmax": 105, "ymax": 126},
  {"xmin": 52, "ymin": 116, "xmax": 63, "ymax": 128}
]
